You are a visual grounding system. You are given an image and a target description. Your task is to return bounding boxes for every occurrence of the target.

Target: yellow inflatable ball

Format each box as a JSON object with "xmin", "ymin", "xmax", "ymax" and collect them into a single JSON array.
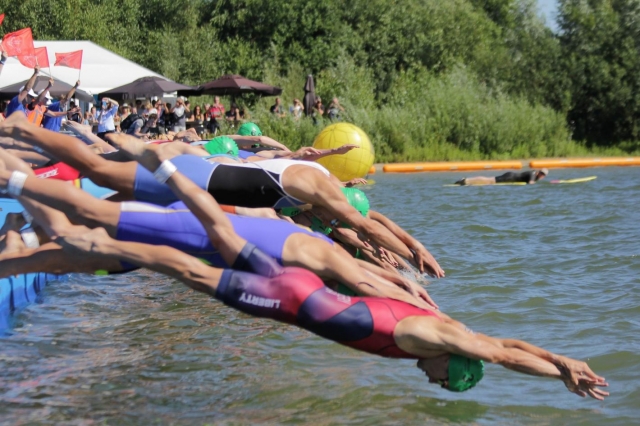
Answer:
[{"xmin": 312, "ymin": 123, "xmax": 375, "ymax": 181}]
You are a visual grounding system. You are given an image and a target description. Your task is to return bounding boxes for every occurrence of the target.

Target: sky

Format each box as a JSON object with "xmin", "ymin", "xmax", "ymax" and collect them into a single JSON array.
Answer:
[{"xmin": 537, "ymin": 0, "xmax": 559, "ymax": 30}]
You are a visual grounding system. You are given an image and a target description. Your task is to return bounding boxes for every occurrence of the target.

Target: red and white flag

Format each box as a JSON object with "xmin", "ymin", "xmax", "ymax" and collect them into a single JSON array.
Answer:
[
  {"xmin": 18, "ymin": 46, "xmax": 49, "ymax": 69},
  {"xmin": 3, "ymin": 28, "xmax": 35, "ymax": 57},
  {"xmin": 54, "ymin": 50, "xmax": 82, "ymax": 69}
]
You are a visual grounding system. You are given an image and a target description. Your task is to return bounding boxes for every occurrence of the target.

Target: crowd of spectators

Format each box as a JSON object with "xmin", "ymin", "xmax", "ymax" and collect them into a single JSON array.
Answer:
[
  {"xmin": 269, "ymin": 95, "xmax": 345, "ymax": 123},
  {"xmin": 0, "ymin": 64, "xmax": 345, "ymax": 140}
]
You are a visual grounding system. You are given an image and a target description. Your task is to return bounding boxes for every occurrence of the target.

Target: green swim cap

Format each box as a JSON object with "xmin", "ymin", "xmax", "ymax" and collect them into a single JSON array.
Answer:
[
  {"xmin": 237, "ymin": 122, "xmax": 262, "ymax": 136},
  {"xmin": 203, "ymin": 136, "xmax": 239, "ymax": 157},
  {"xmin": 447, "ymin": 354, "xmax": 484, "ymax": 392},
  {"xmin": 340, "ymin": 187, "xmax": 370, "ymax": 217},
  {"xmin": 310, "ymin": 216, "xmax": 333, "ymax": 235},
  {"xmin": 280, "ymin": 207, "xmax": 302, "ymax": 217}
]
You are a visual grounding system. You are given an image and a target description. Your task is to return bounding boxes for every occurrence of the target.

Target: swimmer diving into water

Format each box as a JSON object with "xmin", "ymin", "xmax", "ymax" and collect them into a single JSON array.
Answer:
[{"xmin": 13, "ymin": 147, "xmax": 605, "ymax": 399}]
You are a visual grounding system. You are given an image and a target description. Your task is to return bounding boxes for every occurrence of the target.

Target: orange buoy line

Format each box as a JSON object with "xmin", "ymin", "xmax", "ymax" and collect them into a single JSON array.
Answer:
[
  {"xmin": 382, "ymin": 161, "xmax": 522, "ymax": 173},
  {"xmin": 530, "ymin": 158, "xmax": 640, "ymax": 169}
]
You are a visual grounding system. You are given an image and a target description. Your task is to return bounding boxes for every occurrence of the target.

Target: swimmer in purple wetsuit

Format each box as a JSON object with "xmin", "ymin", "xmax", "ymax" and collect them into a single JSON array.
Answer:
[
  {"xmin": 42, "ymin": 159, "xmax": 607, "ymax": 400},
  {"xmin": 0, "ymin": 114, "xmax": 443, "ymax": 277}
]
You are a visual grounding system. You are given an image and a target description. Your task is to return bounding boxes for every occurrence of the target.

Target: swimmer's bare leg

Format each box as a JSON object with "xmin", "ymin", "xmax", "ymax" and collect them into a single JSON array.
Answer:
[
  {"xmin": 104, "ymin": 136, "xmax": 246, "ymax": 265},
  {"xmin": 0, "ymin": 169, "xmax": 120, "ymax": 238},
  {"xmin": 459, "ymin": 176, "xmax": 496, "ymax": 185},
  {"xmin": 0, "ymin": 148, "xmax": 95, "ymax": 238},
  {"xmin": 0, "ymin": 241, "xmax": 123, "ymax": 278},
  {"xmin": 0, "ymin": 113, "xmax": 136, "ymax": 196}
]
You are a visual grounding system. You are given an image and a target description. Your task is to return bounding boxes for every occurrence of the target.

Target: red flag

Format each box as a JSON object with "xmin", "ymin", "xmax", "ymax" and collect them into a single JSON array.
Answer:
[
  {"xmin": 54, "ymin": 50, "xmax": 82, "ymax": 69},
  {"xmin": 17, "ymin": 46, "xmax": 49, "ymax": 69},
  {"xmin": 0, "ymin": 14, "xmax": 5, "ymax": 26},
  {"xmin": 3, "ymin": 28, "xmax": 35, "ymax": 57}
]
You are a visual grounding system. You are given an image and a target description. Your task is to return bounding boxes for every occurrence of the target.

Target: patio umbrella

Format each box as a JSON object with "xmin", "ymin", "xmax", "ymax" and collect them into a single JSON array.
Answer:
[
  {"xmin": 99, "ymin": 76, "xmax": 196, "ymax": 99},
  {"xmin": 0, "ymin": 76, "xmax": 93, "ymax": 102},
  {"xmin": 197, "ymin": 74, "xmax": 282, "ymax": 96},
  {"xmin": 303, "ymin": 74, "xmax": 315, "ymax": 117}
]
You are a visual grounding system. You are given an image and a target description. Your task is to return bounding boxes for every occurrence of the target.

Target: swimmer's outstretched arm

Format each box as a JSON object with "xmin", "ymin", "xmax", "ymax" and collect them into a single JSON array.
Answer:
[
  {"xmin": 369, "ymin": 210, "xmax": 444, "ymax": 278},
  {"xmin": 398, "ymin": 317, "xmax": 609, "ymax": 400},
  {"xmin": 228, "ymin": 135, "xmax": 290, "ymax": 152}
]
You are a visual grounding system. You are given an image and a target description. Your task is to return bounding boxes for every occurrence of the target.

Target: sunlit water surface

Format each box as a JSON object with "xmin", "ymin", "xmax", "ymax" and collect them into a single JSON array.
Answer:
[{"xmin": 1, "ymin": 167, "xmax": 639, "ymax": 425}]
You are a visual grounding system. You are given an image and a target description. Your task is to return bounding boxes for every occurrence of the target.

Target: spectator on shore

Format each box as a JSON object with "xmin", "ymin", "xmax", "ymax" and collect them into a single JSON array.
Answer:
[
  {"xmin": 6, "ymin": 66, "xmax": 40, "ymax": 117},
  {"xmin": 225, "ymin": 102, "xmax": 243, "ymax": 127},
  {"xmin": 184, "ymin": 100, "xmax": 193, "ymax": 122},
  {"xmin": 27, "ymin": 78, "xmax": 55, "ymax": 127},
  {"xmin": 67, "ymin": 101, "xmax": 83, "ymax": 124},
  {"xmin": 327, "ymin": 97, "xmax": 345, "ymax": 120},
  {"xmin": 127, "ymin": 108, "xmax": 153, "ymax": 138},
  {"xmin": 291, "ymin": 98, "xmax": 304, "ymax": 120},
  {"xmin": 312, "ymin": 96, "xmax": 324, "ymax": 124},
  {"xmin": 120, "ymin": 104, "xmax": 131, "ymax": 122},
  {"xmin": 42, "ymin": 80, "xmax": 81, "ymax": 133},
  {"xmin": 134, "ymin": 99, "xmax": 143, "ymax": 115},
  {"xmin": 155, "ymin": 100, "xmax": 167, "ymax": 135},
  {"xmin": 0, "ymin": 49, "xmax": 7, "ymax": 78},
  {"xmin": 207, "ymin": 97, "xmax": 225, "ymax": 135},
  {"xmin": 89, "ymin": 106, "xmax": 97, "ymax": 121},
  {"xmin": 191, "ymin": 105, "xmax": 205, "ymax": 137},
  {"xmin": 270, "ymin": 97, "xmax": 286, "ymax": 118},
  {"xmin": 171, "ymin": 97, "xmax": 188, "ymax": 132},
  {"xmin": 151, "ymin": 96, "xmax": 158, "ymax": 108},
  {"xmin": 96, "ymin": 97, "xmax": 119, "ymax": 140},
  {"xmin": 163, "ymin": 102, "xmax": 174, "ymax": 133},
  {"xmin": 82, "ymin": 111, "xmax": 92, "ymax": 125}
]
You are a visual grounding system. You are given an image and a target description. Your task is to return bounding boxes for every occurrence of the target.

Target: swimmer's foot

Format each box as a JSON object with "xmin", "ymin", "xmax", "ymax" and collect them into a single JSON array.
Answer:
[
  {"xmin": 0, "ymin": 213, "xmax": 26, "ymax": 239},
  {"xmin": 0, "ymin": 112, "xmax": 31, "ymax": 140},
  {"xmin": 0, "ymin": 230, "xmax": 26, "ymax": 255},
  {"xmin": 0, "ymin": 147, "xmax": 35, "ymax": 175},
  {"xmin": 55, "ymin": 226, "xmax": 112, "ymax": 256}
]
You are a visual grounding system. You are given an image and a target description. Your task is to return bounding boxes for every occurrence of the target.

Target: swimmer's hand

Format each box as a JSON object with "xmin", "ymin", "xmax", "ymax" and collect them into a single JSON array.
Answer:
[
  {"xmin": 343, "ymin": 177, "xmax": 368, "ymax": 187},
  {"xmin": 291, "ymin": 146, "xmax": 323, "ymax": 160},
  {"xmin": 330, "ymin": 144, "xmax": 359, "ymax": 155},
  {"xmin": 398, "ymin": 277, "xmax": 438, "ymax": 310},
  {"xmin": 555, "ymin": 355, "xmax": 607, "ymax": 388},
  {"xmin": 411, "ymin": 246, "xmax": 445, "ymax": 278},
  {"xmin": 55, "ymin": 226, "xmax": 111, "ymax": 256},
  {"xmin": 378, "ymin": 247, "xmax": 399, "ymax": 267},
  {"xmin": 563, "ymin": 377, "xmax": 609, "ymax": 400}
]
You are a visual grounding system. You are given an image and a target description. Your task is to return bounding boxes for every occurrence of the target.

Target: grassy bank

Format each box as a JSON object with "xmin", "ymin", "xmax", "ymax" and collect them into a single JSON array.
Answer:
[{"xmin": 192, "ymin": 63, "xmax": 640, "ymax": 162}]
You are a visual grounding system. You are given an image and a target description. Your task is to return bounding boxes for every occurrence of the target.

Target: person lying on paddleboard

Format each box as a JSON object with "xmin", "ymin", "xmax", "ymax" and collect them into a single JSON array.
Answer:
[
  {"xmin": 11, "ymin": 150, "xmax": 605, "ymax": 400},
  {"xmin": 455, "ymin": 169, "xmax": 549, "ymax": 186}
]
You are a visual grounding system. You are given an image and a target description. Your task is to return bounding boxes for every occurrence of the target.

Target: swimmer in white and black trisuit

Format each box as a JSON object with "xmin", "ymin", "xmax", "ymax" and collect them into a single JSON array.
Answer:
[
  {"xmin": 0, "ymin": 114, "xmax": 443, "ymax": 277},
  {"xmin": 455, "ymin": 169, "xmax": 549, "ymax": 186},
  {"xmin": 42, "ymin": 157, "xmax": 607, "ymax": 399},
  {"xmin": 0, "ymin": 148, "xmax": 435, "ymax": 308}
]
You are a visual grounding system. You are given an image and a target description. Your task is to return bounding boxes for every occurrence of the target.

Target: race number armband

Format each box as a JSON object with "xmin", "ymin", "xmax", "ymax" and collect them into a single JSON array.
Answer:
[{"xmin": 153, "ymin": 160, "xmax": 177, "ymax": 184}]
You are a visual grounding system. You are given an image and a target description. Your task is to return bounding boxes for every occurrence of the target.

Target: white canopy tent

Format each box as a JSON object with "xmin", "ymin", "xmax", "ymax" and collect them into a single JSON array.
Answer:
[{"xmin": 0, "ymin": 40, "xmax": 166, "ymax": 96}]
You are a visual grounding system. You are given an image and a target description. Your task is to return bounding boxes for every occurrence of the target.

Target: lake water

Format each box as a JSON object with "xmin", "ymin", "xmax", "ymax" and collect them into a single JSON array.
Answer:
[{"xmin": 1, "ymin": 167, "xmax": 639, "ymax": 425}]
